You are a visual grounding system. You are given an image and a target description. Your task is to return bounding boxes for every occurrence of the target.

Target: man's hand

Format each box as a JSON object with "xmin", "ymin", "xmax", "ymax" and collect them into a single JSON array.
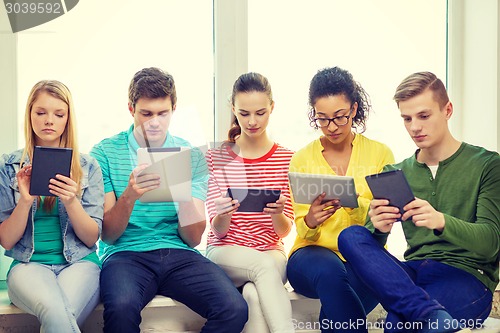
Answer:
[
  {"xmin": 122, "ymin": 164, "xmax": 160, "ymax": 202},
  {"xmin": 402, "ymin": 197, "xmax": 445, "ymax": 231},
  {"xmin": 304, "ymin": 193, "xmax": 340, "ymax": 229},
  {"xmin": 368, "ymin": 199, "xmax": 401, "ymax": 233}
]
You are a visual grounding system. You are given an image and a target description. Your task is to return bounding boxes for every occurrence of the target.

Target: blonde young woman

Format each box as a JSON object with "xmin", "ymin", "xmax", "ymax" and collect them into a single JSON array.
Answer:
[
  {"xmin": 205, "ymin": 72, "xmax": 295, "ymax": 333},
  {"xmin": 0, "ymin": 80, "xmax": 103, "ymax": 333}
]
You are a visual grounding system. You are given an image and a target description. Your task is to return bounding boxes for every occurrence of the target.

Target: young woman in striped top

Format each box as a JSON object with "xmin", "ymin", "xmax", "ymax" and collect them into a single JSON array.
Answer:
[{"xmin": 205, "ymin": 72, "xmax": 295, "ymax": 333}]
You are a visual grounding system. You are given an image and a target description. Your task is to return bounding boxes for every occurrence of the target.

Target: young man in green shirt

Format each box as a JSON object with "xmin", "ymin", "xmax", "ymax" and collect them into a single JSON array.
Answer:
[{"xmin": 338, "ymin": 72, "xmax": 500, "ymax": 333}]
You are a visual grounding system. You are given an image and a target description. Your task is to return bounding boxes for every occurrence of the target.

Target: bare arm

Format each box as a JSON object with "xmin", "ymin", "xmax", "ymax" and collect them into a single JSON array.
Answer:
[
  {"xmin": 101, "ymin": 166, "xmax": 160, "ymax": 244},
  {"xmin": 0, "ymin": 166, "xmax": 35, "ymax": 250},
  {"xmin": 177, "ymin": 198, "xmax": 207, "ymax": 247},
  {"xmin": 211, "ymin": 196, "xmax": 239, "ymax": 238},
  {"xmin": 265, "ymin": 194, "xmax": 293, "ymax": 238},
  {"xmin": 50, "ymin": 174, "xmax": 99, "ymax": 247}
]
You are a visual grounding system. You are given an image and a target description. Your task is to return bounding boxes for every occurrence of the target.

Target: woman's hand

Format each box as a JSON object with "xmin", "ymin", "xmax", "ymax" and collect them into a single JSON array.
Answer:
[
  {"xmin": 304, "ymin": 193, "xmax": 340, "ymax": 229},
  {"xmin": 16, "ymin": 165, "xmax": 36, "ymax": 203},
  {"xmin": 215, "ymin": 195, "xmax": 239, "ymax": 216},
  {"xmin": 264, "ymin": 194, "xmax": 286, "ymax": 215},
  {"xmin": 49, "ymin": 174, "xmax": 79, "ymax": 205}
]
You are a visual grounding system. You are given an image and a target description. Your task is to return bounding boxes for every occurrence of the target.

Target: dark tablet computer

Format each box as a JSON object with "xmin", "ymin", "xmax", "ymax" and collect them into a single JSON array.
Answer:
[
  {"xmin": 227, "ymin": 188, "xmax": 281, "ymax": 213},
  {"xmin": 365, "ymin": 169, "xmax": 415, "ymax": 214},
  {"xmin": 29, "ymin": 146, "xmax": 73, "ymax": 196}
]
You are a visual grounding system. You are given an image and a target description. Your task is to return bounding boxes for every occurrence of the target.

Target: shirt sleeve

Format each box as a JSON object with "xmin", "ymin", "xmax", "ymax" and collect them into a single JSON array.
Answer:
[
  {"xmin": 90, "ymin": 143, "xmax": 114, "ymax": 194},
  {"xmin": 363, "ymin": 148, "xmax": 396, "ymax": 245},
  {"xmin": 0, "ymin": 155, "xmax": 16, "ymax": 223},
  {"xmin": 81, "ymin": 156, "xmax": 105, "ymax": 236},
  {"xmin": 190, "ymin": 146, "xmax": 209, "ymax": 202},
  {"xmin": 436, "ymin": 155, "xmax": 500, "ymax": 258}
]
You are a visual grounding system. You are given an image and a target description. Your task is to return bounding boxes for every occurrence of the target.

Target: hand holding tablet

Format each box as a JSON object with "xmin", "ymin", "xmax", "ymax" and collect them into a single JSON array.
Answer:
[
  {"xmin": 226, "ymin": 188, "xmax": 281, "ymax": 213},
  {"xmin": 136, "ymin": 147, "xmax": 192, "ymax": 202},
  {"xmin": 365, "ymin": 169, "xmax": 415, "ymax": 214},
  {"xmin": 29, "ymin": 146, "xmax": 73, "ymax": 196},
  {"xmin": 288, "ymin": 172, "xmax": 359, "ymax": 208}
]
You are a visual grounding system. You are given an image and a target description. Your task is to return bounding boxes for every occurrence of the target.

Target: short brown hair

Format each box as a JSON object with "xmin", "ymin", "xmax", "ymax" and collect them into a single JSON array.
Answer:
[
  {"xmin": 128, "ymin": 67, "xmax": 176, "ymax": 107},
  {"xmin": 393, "ymin": 72, "xmax": 449, "ymax": 109}
]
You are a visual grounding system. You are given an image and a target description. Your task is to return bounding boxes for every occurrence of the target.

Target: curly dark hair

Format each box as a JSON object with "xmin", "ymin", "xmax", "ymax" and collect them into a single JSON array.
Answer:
[{"xmin": 308, "ymin": 67, "xmax": 371, "ymax": 132}]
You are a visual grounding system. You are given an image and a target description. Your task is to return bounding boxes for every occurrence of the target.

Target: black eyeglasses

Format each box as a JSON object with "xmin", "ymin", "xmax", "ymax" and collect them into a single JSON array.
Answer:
[{"xmin": 313, "ymin": 109, "xmax": 354, "ymax": 128}]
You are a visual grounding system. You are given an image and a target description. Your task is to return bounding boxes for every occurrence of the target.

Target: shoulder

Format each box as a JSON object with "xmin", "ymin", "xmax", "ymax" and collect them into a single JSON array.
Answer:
[
  {"xmin": 292, "ymin": 138, "xmax": 320, "ymax": 159},
  {"xmin": 275, "ymin": 143, "xmax": 295, "ymax": 155},
  {"xmin": 386, "ymin": 155, "xmax": 414, "ymax": 172},
  {"xmin": 79, "ymin": 153, "xmax": 100, "ymax": 169},
  {"xmin": 0, "ymin": 149, "xmax": 24, "ymax": 168},
  {"xmin": 460, "ymin": 143, "xmax": 500, "ymax": 176},
  {"xmin": 356, "ymin": 134, "xmax": 392, "ymax": 153},
  {"xmin": 462, "ymin": 142, "xmax": 499, "ymax": 162},
  {"xmin": 90, "ymin": 131, "xmax": 129, "ymax": 160},
  {"xmin": 169, "ymin": 134, "xmax": 194, "ymax": 148},
  {"xmin": 92, "ymin": 131, "xmax": 128, "ymax": 151}
]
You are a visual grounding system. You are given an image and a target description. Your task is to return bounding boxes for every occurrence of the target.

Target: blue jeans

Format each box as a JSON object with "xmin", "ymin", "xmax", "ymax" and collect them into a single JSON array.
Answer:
[
  {"xmin": 7, "ymin": 260, "xmax": 100, "ymax": 333},
  {"xmin": 338, "ymin": 225, "xmax": 493, "ymax": 332},
  {"xmin": 286, "ymin": 246, "xmax": 379, "ymax": 333},
  {"xmin": 100, "ymin": 248, "xmax": 248, "ymax": 333}
]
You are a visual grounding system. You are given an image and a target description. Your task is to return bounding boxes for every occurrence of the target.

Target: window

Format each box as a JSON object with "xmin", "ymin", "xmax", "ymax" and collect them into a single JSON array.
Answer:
[
  {"xmin": 247, "ymin": 0, "xmax": 447, "ymax": 255},
  {"xmin": 16, "ymin": 0, "xmax": 214, "ymax": 152}
]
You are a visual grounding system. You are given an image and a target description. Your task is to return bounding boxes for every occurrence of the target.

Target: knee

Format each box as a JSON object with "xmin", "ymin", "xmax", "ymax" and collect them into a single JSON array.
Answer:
[
  {"xmin": 241, "ymin": 282, "xmax": 259, "ymax": 305},
  {"xmin": 252, "ymin": 254, "xmax": 280, "ymax": 278},
  {"xmin": 216, "ymin": 292, "xmax": 248, "ymax": 330},
  {"xmin": 338, "ymin": 225, "xmax": 371, "ymax": 255},
  {"xmin": 101, "ymin": 292, "xmax": 142, "ymax": 320}
]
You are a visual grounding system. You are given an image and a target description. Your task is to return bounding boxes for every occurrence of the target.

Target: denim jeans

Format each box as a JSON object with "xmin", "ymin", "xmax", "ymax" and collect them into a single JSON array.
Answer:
[
  {"xmin": 7, "ymin": 260, "xmax": 101, "ymax": 333},
  {"xmin": 286, "ymin": 245, "xmax": 379, "ymax": 333},
  {"xmin": 338, "ymin": 225, "xmax": 493, "ymax": 332},
  {"xmin": 100, "ymin": 248, "xmax": 248, "ymax": 333}
]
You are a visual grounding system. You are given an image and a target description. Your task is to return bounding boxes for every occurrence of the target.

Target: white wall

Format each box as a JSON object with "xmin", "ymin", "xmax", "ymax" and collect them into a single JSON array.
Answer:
[
  {"xmin": 0, "ymin": 8, "xmax": 17, "ymax": 281},
  {"xmin": 448, "ymin": 0, "xmax": 499, "ymax": 152},
  {"xmin": 0, "ymin": 10, "xmax": 17, "ymax": 154}
]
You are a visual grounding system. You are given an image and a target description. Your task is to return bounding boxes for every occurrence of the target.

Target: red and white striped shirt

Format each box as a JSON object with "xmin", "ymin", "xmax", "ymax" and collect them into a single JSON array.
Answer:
[{"xmin": 206, "ymin": 143, "xmax": 294, "ymax": 252}]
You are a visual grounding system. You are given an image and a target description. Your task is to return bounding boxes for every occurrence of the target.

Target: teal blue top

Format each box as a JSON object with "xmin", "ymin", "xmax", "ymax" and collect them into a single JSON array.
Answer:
[
  {"xmin": 90, "ymin": 125, "xmax": 209, "ymax": 263},
  {"xmin": 9, "ymin": 197, "xmax": 100, "ymax": 274}
]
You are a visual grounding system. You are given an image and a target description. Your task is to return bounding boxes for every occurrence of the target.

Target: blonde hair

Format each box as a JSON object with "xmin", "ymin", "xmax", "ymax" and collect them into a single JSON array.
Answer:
[
  {"xmin": 21, "ymin": 80, "xmax": 82, "ymax": 211},
  {"xmin": 393, "ymin": 72, "xmax": 449, "ymax": 109}
]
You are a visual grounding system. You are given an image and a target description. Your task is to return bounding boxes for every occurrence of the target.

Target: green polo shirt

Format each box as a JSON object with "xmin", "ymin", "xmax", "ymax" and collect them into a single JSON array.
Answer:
[{"xmin": 366, "ymin": 142, "xmax": 500, "ymax": 293}]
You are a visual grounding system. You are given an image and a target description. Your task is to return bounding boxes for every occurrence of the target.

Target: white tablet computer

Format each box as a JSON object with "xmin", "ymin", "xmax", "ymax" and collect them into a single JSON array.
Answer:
[
  {"xmin": 137, "ymin": 147, "xmax": 192, "ymax": 202},
  {"xmin": 288, "ymin": 172, "xmax": 358, "ymax": 208}
]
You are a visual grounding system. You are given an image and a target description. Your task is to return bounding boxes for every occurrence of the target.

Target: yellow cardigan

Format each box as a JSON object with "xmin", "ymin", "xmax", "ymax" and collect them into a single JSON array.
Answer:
[{"xmin": 289, "ymin": 134, "xmax": 395, "ymax": 260}]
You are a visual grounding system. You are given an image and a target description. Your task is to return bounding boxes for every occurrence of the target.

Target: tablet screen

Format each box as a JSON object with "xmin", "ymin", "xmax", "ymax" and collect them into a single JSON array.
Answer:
[
  {"xmin": 288, "ymin": 172, "xmax": 358, "ymax": 208},
  {"xmin": 365, "ymin": 169, "xmax": 415, "ymax": 214},
  {"xmin": 29, "ymin": 146, "xmax": 73, "ymax": 196},
  {"xmin": 137, "ymin": 147, "xmax": 192, "ymax": 202},
  {"xmin": 227, "ymin": 188, "xmax": 281, "ymax": 213}
]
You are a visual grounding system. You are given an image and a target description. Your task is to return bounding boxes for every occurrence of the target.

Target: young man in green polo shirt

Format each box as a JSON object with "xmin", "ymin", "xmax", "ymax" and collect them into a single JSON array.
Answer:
[
  {"xmin": 90, "ymin": 67, "xmax": 247, "ymax": 333},
  {"xmin": 338, "ymin": 71, "xmax": 499, "ymax": 333}
]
